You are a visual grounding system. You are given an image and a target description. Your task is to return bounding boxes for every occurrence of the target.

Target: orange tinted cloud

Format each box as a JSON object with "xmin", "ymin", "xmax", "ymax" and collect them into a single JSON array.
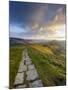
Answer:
[{"xmin": 26, "ymin": 7, "xmax": 66, "ymax": 40}]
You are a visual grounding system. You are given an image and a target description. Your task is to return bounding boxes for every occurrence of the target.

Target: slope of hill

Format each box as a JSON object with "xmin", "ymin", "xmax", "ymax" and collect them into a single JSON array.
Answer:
[
  {"xmin": 45, "ymin": 40, "xmax": 66, "ymax": 55},
  {"xmin": 10, "ymin": 37, "xmax": 32, "ymax": 45},
  {"xmin": 27, "ymin": 46, "xmax": 66, "ymax": 86}
]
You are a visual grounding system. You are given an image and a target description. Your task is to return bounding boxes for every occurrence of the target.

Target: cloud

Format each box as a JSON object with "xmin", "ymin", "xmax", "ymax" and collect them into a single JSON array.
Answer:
[
  {"xmin": 52, "ymin": 7, "xmax": 66, "ymax": 25},
  {"xmin": 29, "ymin": 7, "xmax": 66, "ymax": 40},
  {"xmin": 44, "ymin": 7, "xmax": 66, "ymax": 38},
  {"xmin": 28, "ymin": 5, "xmax": 48, "ymax": 27},
  {"xmin": 10, "ymin": 5, "xmax": 66, "ymax": 40}
]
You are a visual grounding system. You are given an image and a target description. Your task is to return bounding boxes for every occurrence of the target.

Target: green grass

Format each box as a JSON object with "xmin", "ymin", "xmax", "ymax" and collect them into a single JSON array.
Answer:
[
  {"xmin": 27, "ymin": 46, "xmax": 66, "ymax": 86},
  {"xmin": 9, "ymin": 44, "xmax": 66, "ymax": 88},
  {"xmin": 9, "ymin": 45, "xmax": 25, "ymax": 88}
]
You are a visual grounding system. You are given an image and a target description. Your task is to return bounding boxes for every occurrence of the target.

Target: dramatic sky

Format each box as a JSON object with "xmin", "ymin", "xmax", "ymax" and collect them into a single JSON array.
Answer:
[{"xmin": 9, "ymin": 1, "xmax": 66, "ymax": 40}]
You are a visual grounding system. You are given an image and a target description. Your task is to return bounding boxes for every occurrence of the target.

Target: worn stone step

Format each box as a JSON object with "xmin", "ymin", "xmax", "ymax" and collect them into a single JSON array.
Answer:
[
  {"xmin": 26, "ymin": 60, "xmax": 32, "ymax": 65},
  {"xmin": 29, "ymin": 80, "xmax": 43, "ymax": 87},
  {"xmin": 26, "ymin": 69, "xmax": 39, "ymax": 81},
  {"xmin": 28, "ymin": 64, "xmax": 35, "ymax": 70},
  {"xmin": 14, "ymin": 72, "xmax": 24, "ymax": 85},
  {"xmin": 15, "ymin": 84, "xmax": 27, "ymax": 88},
  {"xmin": 18, "ymin": 65, "xmax": 27, "ymax": 73}
]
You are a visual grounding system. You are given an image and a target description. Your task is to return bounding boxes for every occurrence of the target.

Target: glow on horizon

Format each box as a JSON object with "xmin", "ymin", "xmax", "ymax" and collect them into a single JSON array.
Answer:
[{"xmin": 10, "ymin": 23, "xmax": 66, "ymax": 40}]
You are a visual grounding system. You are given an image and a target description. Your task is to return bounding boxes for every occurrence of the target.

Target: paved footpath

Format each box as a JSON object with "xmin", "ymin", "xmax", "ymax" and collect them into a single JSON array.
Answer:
[{"xmin": 14, "ymin": 49, "xmax": 43, "ymax": 88}]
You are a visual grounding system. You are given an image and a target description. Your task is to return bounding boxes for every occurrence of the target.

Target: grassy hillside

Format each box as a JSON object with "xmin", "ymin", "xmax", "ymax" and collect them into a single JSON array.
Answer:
[
  {"xmin": 30, "ymin": 44, "xmax": 54, "ymax": 55},
  {"xmin": 9, "ymin": 40, "xmax": 66, "ymax": 88},
  {"xmin": 27, "ymin": 45, "xmax": 66, "ymax": 86},
  {"xmin": 9, "ymin": 45, "xmax": 25, "ymax": 88}
]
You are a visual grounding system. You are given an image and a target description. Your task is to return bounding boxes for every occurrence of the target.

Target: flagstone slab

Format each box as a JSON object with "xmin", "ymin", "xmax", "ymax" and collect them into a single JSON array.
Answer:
[
  {"xmin": 29, "ymin": 80, "xmax": 43, "ymax": 87},
  {"xmin": 15, "ymin": 84, "xmax": 27, "ymax": 88},
  {"xmin": 28, "ymin": 64, "xmax": 35, "ymax": 70},
  {"xmin": 26, "ymin": 69, "xmax": 39, "ymax": 81},
  {"xmin": 18, "ymin": 65, "xmax": 27, "ymax": 72},
  {"xmin": 26, "ymin": 60, "xmax": 32, "ymax": 65},
  {"xmin": 14, "ymin": 72, "xmax": 24, "ymax": 85}
]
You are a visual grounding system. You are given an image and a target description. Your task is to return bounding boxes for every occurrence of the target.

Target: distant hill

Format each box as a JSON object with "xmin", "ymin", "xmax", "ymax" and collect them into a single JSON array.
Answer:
[
  {"xmin": 10, "ymin": 37, "xmax": 50, "ymax": 45},
  {"xmin": 10, "ymin": 38, "xmax": 66, "ymax": 51},
  {"xmin": 48, "ymin": 40, "xmax": 66, "ymax": 48},
  {"xmin": 10, "ymin": 37, "xmax": 31, "ymax": 45},
  {"xmin": 47, "ymin": 40, "xmax": 66, "ymax": 49},
  {"xmin": 45, "ymin": 40, "xmax": 66, "ymax": 54}
]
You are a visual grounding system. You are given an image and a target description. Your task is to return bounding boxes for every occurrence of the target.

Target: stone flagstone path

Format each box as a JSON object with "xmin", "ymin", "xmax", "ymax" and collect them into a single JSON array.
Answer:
[{"xmin": 14, "ymin": 49, "xmax": 43, "ymax": 88}]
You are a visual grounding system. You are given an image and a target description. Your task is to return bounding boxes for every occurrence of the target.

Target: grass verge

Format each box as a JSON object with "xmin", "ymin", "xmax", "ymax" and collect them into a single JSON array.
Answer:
[
  {"xmin": 9, "ymin": 45, "xmax": 25, "ymax": 88},
  {"xmin": 27, "ymin": 46, "xmax": 66, "ymax": 86}
]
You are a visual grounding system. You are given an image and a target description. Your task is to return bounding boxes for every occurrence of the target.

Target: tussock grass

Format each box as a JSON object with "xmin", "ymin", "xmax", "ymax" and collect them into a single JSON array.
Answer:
[
  {"xmin": 9, "ymin": 45, "xmax": 25, "ymax": 88},
  {"xmin": 30, "ymin": 44, "xmax": 54, "ymax": 55},
  {"xmin": 27, "ymin": 46, "xmax": 66, "ymax": 86}
]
